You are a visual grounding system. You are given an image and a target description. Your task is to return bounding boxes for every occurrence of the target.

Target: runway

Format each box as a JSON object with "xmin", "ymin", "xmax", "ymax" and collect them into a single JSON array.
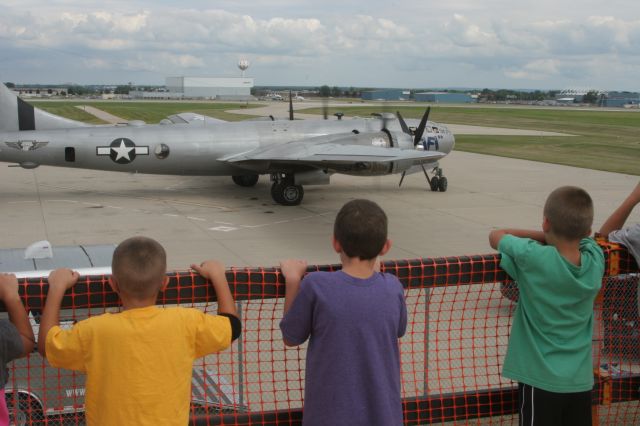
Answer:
[{"xmin": 1, "ymin": 150, "xmax": 637, "ymax": 270}]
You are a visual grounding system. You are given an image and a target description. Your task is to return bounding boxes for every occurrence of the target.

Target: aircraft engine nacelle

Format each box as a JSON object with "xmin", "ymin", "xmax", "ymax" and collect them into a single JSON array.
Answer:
[
  {"xmin": 295, "ymin": 169, "xmax": 330, "ymax": 185},
  {"xmin": 342, "ymin": 130, "xmax": 413, "ymax": 150},
  {"xmin": 328, "ymin": 131, "xmax": 417, "ymax": 176},
  {"xmin": 338, "ymin": 158, "xmax": 413, "ymax": 177},
  {"xmin": 392, "ymin": 131, "xmax": 415, "ymax": 150}
]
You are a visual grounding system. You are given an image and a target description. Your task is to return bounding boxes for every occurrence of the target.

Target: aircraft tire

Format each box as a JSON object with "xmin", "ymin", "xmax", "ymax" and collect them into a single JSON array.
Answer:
[
  {"xmin": 271, "ymin": 182, "xmax": 285, "ymax": 204},
  {"xmin": 232, "ymin": 174, "xmax": 259, "ymax": 187},
  {"xmin": 438, "ymin": 176, "xmax": 448, "ymax": 192},
  {"xmin": 430, "ymin": 176, "xmax": 440, "ymax": 192},
  {"xmin": 273, "ymin": 182, "xmax": 304, "ymax": 206}
]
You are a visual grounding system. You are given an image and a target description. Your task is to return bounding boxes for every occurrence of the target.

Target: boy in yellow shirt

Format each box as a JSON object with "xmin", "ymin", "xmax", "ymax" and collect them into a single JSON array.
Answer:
[{"xmin": 38, "ymin": 236, "xmax": 240, "ymax": 426}]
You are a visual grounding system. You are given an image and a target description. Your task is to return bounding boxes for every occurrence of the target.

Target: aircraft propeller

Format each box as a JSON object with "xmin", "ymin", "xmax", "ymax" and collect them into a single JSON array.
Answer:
[
  {"xmin": 396, "ymin": 107, "xmax": 431, "ymax": 147},
  {"xmin": 397, "ymin": 106, "xmax": 432, "ymax": 187}
]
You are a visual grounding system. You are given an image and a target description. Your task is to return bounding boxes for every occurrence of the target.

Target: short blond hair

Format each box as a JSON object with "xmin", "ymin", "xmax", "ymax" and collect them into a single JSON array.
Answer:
[
  {"xmin": 111, "ymin": 236, "xmax": 167, "ymax": 299},
  {"xmin": 543, "ymin": 186, "xmax": 593, "ymax": 240}
]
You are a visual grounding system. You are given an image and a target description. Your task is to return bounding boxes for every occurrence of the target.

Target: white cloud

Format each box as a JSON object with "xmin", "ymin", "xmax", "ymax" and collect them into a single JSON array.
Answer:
[
  {"xmin": 504, "ymin": 59, "xmax": 560, "ymax": 80},
  {"xmin": 444, "ymin": 14, "xmax": 498, "ymax": 48},
  {"xmin": 0, "ymin": 1, "xmax": 639, "ymax": 89}
]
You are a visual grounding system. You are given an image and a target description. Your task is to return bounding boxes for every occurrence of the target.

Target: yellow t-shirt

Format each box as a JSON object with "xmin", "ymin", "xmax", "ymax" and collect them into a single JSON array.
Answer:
[{"xmin": 45, "ymin": 306, "xmax": 232, "ymax": 426}]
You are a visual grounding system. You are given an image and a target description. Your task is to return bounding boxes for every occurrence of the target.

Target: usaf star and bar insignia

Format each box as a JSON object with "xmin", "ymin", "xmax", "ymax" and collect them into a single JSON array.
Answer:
[{"xmin": 97, "ymin": 138, "xmax": 149, "ymax": 164}]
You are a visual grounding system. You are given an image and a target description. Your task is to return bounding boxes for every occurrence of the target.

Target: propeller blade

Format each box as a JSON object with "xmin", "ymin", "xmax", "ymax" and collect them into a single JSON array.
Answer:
[
  {"xmin": 413, "ymin": 107, "xmax": 431, "ymax": 146},
  {"xmin": 397, "ymin": 111, "xmax": 410, "ymax": 134},
  {"xmin": 323, "ymin": 98, "xmax": 329, "ymax": 120},
  {"xmin": 289, "ymin": 90, "xmax": 294, "ymax": 121}
]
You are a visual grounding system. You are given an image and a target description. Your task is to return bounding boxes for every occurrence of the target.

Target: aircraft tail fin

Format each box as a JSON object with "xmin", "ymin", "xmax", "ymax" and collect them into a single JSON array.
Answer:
[{"xmin": 0, "ymin": 82, "xmax": 90, "ymax": 132}]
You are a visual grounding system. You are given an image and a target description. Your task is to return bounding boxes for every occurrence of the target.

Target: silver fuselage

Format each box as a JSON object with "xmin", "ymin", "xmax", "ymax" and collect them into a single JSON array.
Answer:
[{"xmin": 0, "ymin": 118, "xmax": 454, "ymax": 176}]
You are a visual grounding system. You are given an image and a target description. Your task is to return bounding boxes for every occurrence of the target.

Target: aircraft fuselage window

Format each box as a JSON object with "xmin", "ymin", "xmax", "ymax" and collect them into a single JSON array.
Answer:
[
  {"xmin": 65, "ymin": 147, "xmax": 75, "ymax": 162},
  {"xmin": 154, "ymin": 144, "xmax": 170, "ymax": 159}
]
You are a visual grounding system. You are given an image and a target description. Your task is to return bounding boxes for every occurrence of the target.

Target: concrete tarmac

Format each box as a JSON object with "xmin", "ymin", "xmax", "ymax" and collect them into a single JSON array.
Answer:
[{"xmin": 1, "ymin": 151, "xmax": 637, "ymax": 270}]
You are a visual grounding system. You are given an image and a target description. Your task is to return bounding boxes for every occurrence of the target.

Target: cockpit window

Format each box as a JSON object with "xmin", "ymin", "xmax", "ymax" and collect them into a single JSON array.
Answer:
[{"xmin": 154, "ymin": 144, "xmax": 170, "ymax": 159}]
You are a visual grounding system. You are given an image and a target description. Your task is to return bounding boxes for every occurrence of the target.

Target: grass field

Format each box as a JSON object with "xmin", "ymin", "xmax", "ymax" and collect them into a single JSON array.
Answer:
[
  {"xmin": 300, "ymin": 105, "xmax": 640, "ymax": 176},
  {"xmin": 30, "ymin": 100, "xmax": 263, "ymax": 123},
  {"xmin": 30, "ymin": 100, "xmax": 639, "ymax": 175}
]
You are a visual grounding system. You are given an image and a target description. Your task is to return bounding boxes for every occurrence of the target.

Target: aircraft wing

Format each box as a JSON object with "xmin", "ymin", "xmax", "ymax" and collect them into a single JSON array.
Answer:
[
  {"xmin": 221, "ymin": 139, "xmax": 446, "ymax": 168},
  {"xmin": 165, "ymin": 112, "xmax": 227, "ymax": 125}
]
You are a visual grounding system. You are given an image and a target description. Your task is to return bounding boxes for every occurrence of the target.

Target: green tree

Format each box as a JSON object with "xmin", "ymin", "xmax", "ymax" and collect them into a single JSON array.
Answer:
[
  {"xmin": 582, "ymin": 91, "xmax": 599, "ymax": 104},
  {"xmin": 318, "ymin": 85, "xmax": 331, "ymax": 97},
  {"xmin": 114, "ymin": 85, "xmax": 130, "ymax": 95}
]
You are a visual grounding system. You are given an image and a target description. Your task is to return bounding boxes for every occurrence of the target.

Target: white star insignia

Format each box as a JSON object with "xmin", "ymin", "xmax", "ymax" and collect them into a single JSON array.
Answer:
[{"xmin": 111, "ymin": 139, "xmax": 134, "ymax": 161}]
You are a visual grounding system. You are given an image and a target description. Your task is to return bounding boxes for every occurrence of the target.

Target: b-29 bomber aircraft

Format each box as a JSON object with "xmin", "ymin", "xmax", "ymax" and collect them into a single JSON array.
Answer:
[{"xmin": 0, "ymin": 83, "xmax": 454, "ymax": 205}]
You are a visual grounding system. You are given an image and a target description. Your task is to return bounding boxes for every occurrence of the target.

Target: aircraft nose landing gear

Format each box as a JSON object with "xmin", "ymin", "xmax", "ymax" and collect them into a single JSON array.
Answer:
[{"xmin": 270, "ymin": 173, "xmax": 304, "ymax": 206}]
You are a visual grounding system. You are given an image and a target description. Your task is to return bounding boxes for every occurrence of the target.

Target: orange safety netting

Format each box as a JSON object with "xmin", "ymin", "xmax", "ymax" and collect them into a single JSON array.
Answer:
[{"xmin": 3, "ymin": 242, "xmax": 639, "ymax": 425}]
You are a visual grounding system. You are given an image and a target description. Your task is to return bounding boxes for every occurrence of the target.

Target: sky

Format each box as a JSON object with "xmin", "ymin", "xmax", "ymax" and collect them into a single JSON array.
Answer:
[{"xmin": 0, "ymin": 1, "xmax": 639, "ymax": 91}]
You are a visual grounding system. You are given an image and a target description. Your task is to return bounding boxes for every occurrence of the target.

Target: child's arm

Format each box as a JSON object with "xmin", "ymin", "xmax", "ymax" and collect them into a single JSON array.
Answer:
[
  {"xmin": 280, "ymin": 260, "xmax": 308, "ymax": 314},
  {"xmin": 0, "ymin": 273, "xmax": 34, "ymax": 356},
  {"xmin": 279, "ymin": 259, "xmax": 308, "ymax": 347},
  {"xmin": 191, "ymin": 261, "xmax": 241, "ymax": 342},
  {"xmin": 191, "ymin": 261, "xmax": 237, "ymax": 317},
  {"xmin": 38, "ymin": 269, "xmax": 79, "ymax": 357},
  {"xmin": 489, "ymin": 229, "xmax": 546, "ymax": 250},
  {"xmin": 599, "ymin": 182, "xmax": 640, "ymax": 236}
]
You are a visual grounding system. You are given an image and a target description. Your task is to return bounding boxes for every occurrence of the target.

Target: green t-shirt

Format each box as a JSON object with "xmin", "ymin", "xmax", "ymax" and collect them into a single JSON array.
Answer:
[{"xmin": 498, "ymin": 236, "xmax": 605, "ymax": 392}]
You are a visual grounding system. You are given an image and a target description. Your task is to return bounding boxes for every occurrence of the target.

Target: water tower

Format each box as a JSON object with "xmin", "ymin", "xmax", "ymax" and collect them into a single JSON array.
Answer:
[{"xmin": 238, "ymin": 59, "xmax": 250, "ymax": 77}]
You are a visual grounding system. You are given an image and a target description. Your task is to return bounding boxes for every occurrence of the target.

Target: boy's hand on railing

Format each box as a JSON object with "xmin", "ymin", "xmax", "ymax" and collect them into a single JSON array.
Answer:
[
  {"xmin": 47, "ymin": 269, "xmax": 80, "ymax": 294},
  {"xmin": 0, "ymin": 273, "xmax": 20, "ymax": 302},
  {"xmin": 279, "ymin": 260, "xmax": 307, "ymax": 285},
  {"xmin": 191, "ymin": 260, "xmax": 226, "ymax": 284},
  {"xmin": 192, "ymin": 261, "xmax": 237, "ymax": 316},
  {"xmin": 280, "ymin": 260, "xmax": 307, "ymax": 315}
]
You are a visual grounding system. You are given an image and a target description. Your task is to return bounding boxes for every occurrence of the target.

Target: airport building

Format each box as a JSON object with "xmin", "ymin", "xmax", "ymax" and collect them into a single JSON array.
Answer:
[
  {"xmin": 555, "ymin": 88, "xmax": 601, "ymax": 103},
  {"xmin": 360, "ymin": 89, "xmax": 410, "ymax": 101},
  {"xmin": 414, "ymin": 92, "xmax": 474, "ymax": 103},
  {"xmin": 129, "ymin": 77, "xmax": 254, "ymax": 100},
  {"xmin": 600, "ymin": 91, "xmax": 640, "ymax": 108},
  {"xmin": 555, "ymin": 89, "xmax": 640, "ymax": 107},
  {"xmin": 165, "ymin": 76, "xmax": 254, "ymax": 100}
]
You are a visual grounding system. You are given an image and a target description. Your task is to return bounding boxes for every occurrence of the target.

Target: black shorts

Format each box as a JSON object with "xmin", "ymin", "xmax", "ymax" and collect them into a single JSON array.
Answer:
[{"xmin": 518, "ymin": 383, "xmax": 592, "ymax": 426}]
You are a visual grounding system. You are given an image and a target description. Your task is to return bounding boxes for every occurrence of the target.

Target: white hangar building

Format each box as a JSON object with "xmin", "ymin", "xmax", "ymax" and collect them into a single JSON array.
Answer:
[{"xmin": 165, "ymin": 76, "xmax": 254, "ymax": 100}]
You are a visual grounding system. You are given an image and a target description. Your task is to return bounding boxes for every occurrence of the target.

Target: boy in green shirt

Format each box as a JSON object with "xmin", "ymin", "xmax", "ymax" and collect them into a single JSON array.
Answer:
[{"xmin": 489, "ymin": 186, "xmax": 605, "ymax": 425}]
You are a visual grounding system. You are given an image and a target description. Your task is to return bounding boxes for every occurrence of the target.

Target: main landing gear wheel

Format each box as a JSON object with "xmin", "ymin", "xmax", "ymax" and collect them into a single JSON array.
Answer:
[
  {"xmin": 271, "ymin": 182, "xmax": 304, "ymax": 206},
  {"xmin": 437, "ymin": 176, "xmax": 448, "ymax": 192},
  {"xmin": 232, "ymin": 174, "xmax": 259, "ymax": 187},
  {"xmin": 430, "ymin": 176, "xmax": 440, "ymax": 192}
]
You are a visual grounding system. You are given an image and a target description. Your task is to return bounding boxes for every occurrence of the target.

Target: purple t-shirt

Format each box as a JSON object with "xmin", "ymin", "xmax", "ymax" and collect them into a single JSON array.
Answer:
[{"xmin": 280, "ymin": 270, "xmax": 407, "ymax": 426}]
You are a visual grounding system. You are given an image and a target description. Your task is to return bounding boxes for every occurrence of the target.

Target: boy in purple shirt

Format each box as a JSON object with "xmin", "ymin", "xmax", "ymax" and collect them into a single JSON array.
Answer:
[{"xmin": 280, "ymin": 199, "xmax": 407, "ymax": 426}]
